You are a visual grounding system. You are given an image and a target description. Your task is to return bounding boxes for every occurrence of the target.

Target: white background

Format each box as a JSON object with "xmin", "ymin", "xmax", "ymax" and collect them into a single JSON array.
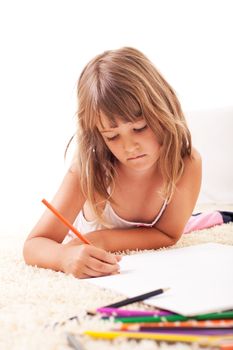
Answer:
[{"xmin": 0, "ymin": 0, "xmax": 232, "ymax": 237}]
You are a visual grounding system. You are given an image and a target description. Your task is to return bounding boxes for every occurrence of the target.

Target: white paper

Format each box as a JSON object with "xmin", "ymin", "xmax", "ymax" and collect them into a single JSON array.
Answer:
[{"xmin": 86, "ymin": 243, "xmax": 233, "ymax": 316}]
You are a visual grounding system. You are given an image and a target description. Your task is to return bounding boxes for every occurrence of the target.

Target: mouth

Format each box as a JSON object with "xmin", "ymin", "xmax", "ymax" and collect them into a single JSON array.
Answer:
[{"xmin": 127, "ymin": 154, "xmax": 146, "ymax": 161}]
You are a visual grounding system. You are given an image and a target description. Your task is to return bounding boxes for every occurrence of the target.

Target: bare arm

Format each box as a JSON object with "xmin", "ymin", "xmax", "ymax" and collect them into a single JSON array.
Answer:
[
  {"xmin": 23, "ymin": 163, "xmax": 121, "ymax": 278},
  {"xmin": 23, "ymin": 162, "xmax": 85, "ymax": 269},
  {"xmin": 84, "ymin": 149, "xmax": 202, "ymax": 252},
  {"xmin": 85, "ymin": 226, "xmax": 177, "ymax": 252}
]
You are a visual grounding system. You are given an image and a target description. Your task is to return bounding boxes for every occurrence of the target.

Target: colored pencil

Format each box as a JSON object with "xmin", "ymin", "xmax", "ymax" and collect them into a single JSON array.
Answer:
[
  {"xmin": 130, "ymin": 329, "xmax": 233, "ymax": 335},
  {"xmin": 96, "ymin": 307, "xmax": 173, "ymax": 317},
  {"xmin": 102, "ymin": 287, "xmax": 170, "ymax": 309},
  {"xmin": 114, "ymin": 311, "xmax": 233, "ymax": 323},
  {"xmin": 115, "ymin": 319, "xmax": 233, "ymax": 330},
  {"xmin": 42, "ymin": 199, "xmax": 91, "ymax": 245},
  {"xmin": 112, "ymin": 327, "xmax": 233, "ymax": 336},
  {"xmin": 84, "ymin": 330, "xmax": 233, "ymax": 345}
]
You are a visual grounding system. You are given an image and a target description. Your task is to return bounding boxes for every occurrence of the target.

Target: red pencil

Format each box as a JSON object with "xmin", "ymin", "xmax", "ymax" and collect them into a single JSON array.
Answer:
[
  {"xmin": 42, "ymin": 198, "xmax": 91, "ymax": 245},
  {"xmin": 114, "ymin": 319, "xmax": 233, "ymax": 331}
]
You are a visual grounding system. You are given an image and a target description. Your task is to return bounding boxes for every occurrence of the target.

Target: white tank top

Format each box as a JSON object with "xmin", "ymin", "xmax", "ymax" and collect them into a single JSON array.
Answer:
[{"xmin": 63, "ymin": 198, "xmax": 168, "ymax": 244}]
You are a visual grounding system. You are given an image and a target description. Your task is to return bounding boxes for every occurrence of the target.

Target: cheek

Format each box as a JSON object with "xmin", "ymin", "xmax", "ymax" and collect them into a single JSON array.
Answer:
[
  {"xmin": 104, "ymin": 141, "xmax": 119, "ymax": 157},
  {"xmin": 146, "ymin": 131, "xmax": 161, "ymax": 149},
  {"xmin": 153, "ymin": 142, "xmax": 161, "ymax": 157}
]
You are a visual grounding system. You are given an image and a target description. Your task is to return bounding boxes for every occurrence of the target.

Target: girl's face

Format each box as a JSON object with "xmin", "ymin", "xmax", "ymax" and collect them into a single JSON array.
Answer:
[{"xmin": 97, "ymin": 111, "xmax": 161, "ymax": 172}]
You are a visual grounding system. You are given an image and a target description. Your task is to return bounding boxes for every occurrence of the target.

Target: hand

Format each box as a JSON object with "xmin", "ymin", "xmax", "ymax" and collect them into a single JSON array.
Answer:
[{"xmin": 60, "ymin": 240, "xmax": 122, "ymax": 279}]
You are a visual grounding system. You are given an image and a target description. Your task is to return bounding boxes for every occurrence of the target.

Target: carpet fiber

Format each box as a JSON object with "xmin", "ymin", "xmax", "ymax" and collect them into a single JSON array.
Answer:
[{"xmin": 1, "ymin": 206, "xmax": 233, "ymax": 350}]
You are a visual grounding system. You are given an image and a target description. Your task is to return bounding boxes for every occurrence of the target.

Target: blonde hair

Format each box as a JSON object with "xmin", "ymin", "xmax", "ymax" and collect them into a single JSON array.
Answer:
[{"xmin": 75, "ymin": 47, "xmax": 191, "ymax": 224}]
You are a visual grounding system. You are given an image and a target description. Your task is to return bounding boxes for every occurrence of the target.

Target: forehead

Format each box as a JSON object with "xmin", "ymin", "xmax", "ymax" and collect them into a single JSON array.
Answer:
[
  {"xmin": 97, "ymin": 110, "xmax": 142, "ymax": 131},
  {"xmin": 97, "ymin": 111, "xmax": 119, "ymax": 130}
]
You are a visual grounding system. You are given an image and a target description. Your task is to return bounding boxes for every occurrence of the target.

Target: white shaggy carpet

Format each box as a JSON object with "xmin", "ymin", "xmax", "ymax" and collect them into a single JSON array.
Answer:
[{"xmin": 1, "ymin": 205, "xmax": 233, "ymax": 350}]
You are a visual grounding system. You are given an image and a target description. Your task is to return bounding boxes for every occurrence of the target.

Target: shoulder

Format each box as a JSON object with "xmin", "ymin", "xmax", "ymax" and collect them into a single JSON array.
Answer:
[
  {"xmin": 176, "ymin": 147, "xmax": 202, "ymax": 204},
  {"xmin": 27, "ymin": 157, "xmax": 86, "ymax": 242},
  {"xmin": 179, "ymin": 147, "xmax": 202, "ymax": 197},
  {"xmin": 185, "ymin": 147, "xmax": 202, "ymax": 168},
  {"xmin": 66, "ymin": 158, "xmax": 86, "ymax": 202},
  {"xmin": 155, "ymin": 147, "xmax": 202, "ymax": 241},
  {"xmin": 68, "ymin": 159, "xmax": 80, "ymax": 175},
  {"xmin": 182, "ymin": 147, "xmax": 202, "ymax": 182}
]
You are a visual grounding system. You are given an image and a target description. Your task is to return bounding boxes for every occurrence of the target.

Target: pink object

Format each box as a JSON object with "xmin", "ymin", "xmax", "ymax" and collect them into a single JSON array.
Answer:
[{"xmin": 183, "ymin": 211, "xmax": 223, "ymax": 234}]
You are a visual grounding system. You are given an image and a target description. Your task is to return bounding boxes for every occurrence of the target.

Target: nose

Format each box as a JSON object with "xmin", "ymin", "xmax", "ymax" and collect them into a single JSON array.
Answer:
[{"xmin": 122, "ymin": 135, "xmax": 139, "ymax": 153}]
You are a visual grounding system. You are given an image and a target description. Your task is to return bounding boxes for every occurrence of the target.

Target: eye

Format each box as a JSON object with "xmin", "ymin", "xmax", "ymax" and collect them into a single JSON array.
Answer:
[
  {"xmin": 133, "ymin": 125, "xmax": 148, "ymax": 133},
  {"xmin": 106, "ymin": 135, "xmax": 119, "ymax": 141}
]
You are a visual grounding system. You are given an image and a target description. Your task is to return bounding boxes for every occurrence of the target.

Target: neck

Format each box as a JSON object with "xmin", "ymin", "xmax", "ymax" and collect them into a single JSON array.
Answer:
[{"xmin": 116, "ymin": 161, "xmax": 160, "ymax": 182}]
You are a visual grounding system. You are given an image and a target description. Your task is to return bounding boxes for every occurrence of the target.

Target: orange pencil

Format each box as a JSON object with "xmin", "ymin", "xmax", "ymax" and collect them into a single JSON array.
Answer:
[{"xmin": 42, "ymin": 198, "xmax": 91, "ymax": 245}]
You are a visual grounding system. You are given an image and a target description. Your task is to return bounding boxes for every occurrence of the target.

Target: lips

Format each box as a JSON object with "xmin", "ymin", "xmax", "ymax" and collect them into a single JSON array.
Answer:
[{"xmin": 128, "ymin": 154, "xmax": 146, "ymax": 160}]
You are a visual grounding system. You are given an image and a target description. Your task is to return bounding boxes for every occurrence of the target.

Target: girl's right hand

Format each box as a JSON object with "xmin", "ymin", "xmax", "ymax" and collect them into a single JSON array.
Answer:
[{"xmin": 60, "ymin": 240, "xmax": 121, "ymax": 279}]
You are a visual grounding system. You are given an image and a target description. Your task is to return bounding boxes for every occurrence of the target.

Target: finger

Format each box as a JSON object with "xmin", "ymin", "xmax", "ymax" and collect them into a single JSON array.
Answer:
[
  {"xmin": 110, "ymin": 270, "xmax": 121, "ymax": 275},
  {"xmin": 82, "ymin": 265, "xmax": 113, "ymax": 278},
  {"xmin": 86, "ymin": 256, "xmax": 120, "ymax": 275},
  {"xmin": 70, "ymin": 268, "xmax": 90, "ymax": 279},
  {"xmin": 69, "ymin": 262, "xmax": 90, "ymax": 279},
  {"xmin": 115, "ymin": 255, "xmax": 122, "ymax": 262},
  {"xmin": 77, "ymin": 272, "xmax": 90, "ymax": 279},
  {"xmin": 88, "ymin": 246, "xmax": 119, "ymax": 264}
]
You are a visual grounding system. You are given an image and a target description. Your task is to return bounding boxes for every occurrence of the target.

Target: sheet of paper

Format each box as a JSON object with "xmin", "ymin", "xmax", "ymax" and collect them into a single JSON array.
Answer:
[{"xmin": 86, "ymin": 243, "xmax": 233, "ymax": 316}]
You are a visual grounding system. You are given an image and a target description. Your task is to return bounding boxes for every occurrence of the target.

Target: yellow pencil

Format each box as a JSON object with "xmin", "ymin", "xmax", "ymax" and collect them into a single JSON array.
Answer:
[{"xmin": 84, "ymin": 330, "xmax": 233, "ymax": 345}]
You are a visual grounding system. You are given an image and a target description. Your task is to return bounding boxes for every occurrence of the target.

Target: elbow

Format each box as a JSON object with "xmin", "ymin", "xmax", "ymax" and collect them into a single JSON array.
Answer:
[
  {"xmin": 23, "ymin": 240, "xmax": 29, "ymax": 264},
  {"xmin": 168, "ymin": 230, "xmax": 183, "ymax": 246},
  {"xmin": 160, "ymin": 236, "xmax": 179, "ymax": 249},
  {"xmin": 23, "ymin": 239, "xmax": 33, "ymax": 266},
  {"xmin": 169, "ymin": 235, "xmax": 181, "ymax": 247},
  {"xmin": 161, "ymin": 230, "xmax": 182, "ymax": 248}
]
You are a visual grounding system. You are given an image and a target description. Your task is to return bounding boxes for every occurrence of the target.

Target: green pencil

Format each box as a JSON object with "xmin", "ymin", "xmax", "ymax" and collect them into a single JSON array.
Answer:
[{"xmin": 114, "ymin": 311, "xmax": 233, "ymax": 323}]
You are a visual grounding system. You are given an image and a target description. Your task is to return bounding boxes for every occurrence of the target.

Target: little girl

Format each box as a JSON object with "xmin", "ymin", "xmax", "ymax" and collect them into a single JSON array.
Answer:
[{"xmin": 23, "ymin": 47, "xmax": 204, "ymax": 278}]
